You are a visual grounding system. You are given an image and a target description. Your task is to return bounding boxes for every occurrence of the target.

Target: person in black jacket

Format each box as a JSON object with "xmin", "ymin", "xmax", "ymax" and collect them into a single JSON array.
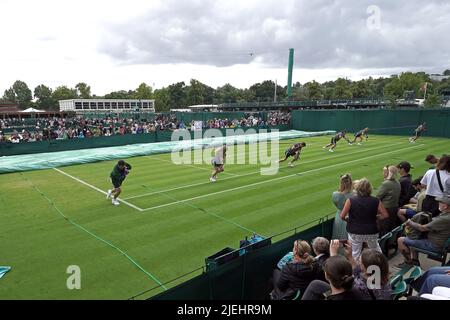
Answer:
[
  {"xmin": 270, "ymin": 240, "xmax": 320, "ymax": 300},
  {"xmin": 312, "ymin": 237, "xmax": 330, "ymax": 281},
  {"xmin": 302, "ymin": 255, "xmax": 367, "ymax": 300},
  {"xmin": 397, "ymin": 161, "xmax": 416, "ymax": 207}
]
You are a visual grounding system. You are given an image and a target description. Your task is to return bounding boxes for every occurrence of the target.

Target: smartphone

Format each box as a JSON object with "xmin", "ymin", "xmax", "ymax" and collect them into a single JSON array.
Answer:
[{"xmin": 339, "ymin": 239, "xmax": 348, "ymax": 244}]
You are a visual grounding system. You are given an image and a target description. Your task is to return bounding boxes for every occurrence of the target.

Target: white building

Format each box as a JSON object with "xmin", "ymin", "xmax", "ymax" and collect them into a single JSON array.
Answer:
[
  {"xmin": 59, "ymin": 99, "xmax": 155, "ymax": 113},
  {"xmin": 430, "ymin": 74, "xmax": 450, "ymax": 82},
  {"xmin": 188, "ymin": 104, "xmax": 219, "ymax": 112}
]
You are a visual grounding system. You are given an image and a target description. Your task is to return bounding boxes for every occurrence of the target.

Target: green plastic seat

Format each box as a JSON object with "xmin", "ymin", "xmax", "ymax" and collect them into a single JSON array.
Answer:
[
  {"xmin": 378, "ymin": 232, "xmax": 393, "ymax": 256},
  {"xmin": 392, "ymin": 281, "xmax": 408, "ymax": 300},
  {"xmin": 404, "ymin": 266, "xmax": 422, "ymax": 285}
]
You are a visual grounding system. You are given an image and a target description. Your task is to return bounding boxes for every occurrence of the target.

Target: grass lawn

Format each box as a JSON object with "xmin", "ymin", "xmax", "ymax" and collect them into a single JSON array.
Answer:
[{"xmin": 0, "ymin": 134, "xmax": 447, "ymax": 299}]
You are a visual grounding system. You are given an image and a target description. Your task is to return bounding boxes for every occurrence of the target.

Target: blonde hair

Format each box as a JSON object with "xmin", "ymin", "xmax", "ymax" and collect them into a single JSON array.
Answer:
[
  {"xmin": 354, "ymin": 178, "xmax": 372, "ymax": 197},
  {"xmin": 384, "ymin": 165, "xmax": 399, "ymax": 180},
  {"xmin": 339, "ymin": 173, "xmax": 353, "ymax": 193},
  {"xmin": 294, "ymin": 240, "xmax": 315, "ymax": 265}
]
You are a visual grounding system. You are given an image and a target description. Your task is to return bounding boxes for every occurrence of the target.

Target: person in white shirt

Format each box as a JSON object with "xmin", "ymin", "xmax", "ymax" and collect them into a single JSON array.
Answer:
[
  {"xmin": 210, "ymin": 145, "xmax": 227, "ymax": 182},
  {"xmin": 421, "ymin": 156, "xmax": 450, "ymax": 216}
]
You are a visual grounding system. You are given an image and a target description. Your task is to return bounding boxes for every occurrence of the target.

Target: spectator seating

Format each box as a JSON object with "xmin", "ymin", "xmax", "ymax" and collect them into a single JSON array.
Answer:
[
  {"xmin": 404, "ymin": 266, "xmax": 423, "ymax": 295},
  {"xmin": 386, "ymin": 224, "xmax": 404, "ymax": 258},
  {"xmin": 390, "ymin": 274, "xmax": 408, "ymax": 300},
  {"xmin": 378, "ymin": 232, "xmax": 392, "ymax": 256}
]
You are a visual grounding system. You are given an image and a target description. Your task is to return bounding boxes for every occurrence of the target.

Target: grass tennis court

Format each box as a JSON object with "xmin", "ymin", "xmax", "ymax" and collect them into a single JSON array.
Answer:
[{"xmin": 0, "ymin": 134, "xmax": 448, "ymax": 299}]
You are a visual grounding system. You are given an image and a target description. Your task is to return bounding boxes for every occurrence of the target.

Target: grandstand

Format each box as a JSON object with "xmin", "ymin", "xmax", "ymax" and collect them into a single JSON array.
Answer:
[
  {"xmin": 218, "ymin": 99, "xmax": 389, "ymax": 111},
  {"xmin": 59, "ymin": 99, "xmax": 156, "ymax": 113}
]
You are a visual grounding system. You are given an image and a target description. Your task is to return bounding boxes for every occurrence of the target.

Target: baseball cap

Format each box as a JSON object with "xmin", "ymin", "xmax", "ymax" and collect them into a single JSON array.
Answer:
[
  {"xmin": 397, "ymin": 161, "xmax": 411, "ymax": 172},
  {"xmin": 435, "ymin": 194, "xmax": 450, "ymax": 205}
]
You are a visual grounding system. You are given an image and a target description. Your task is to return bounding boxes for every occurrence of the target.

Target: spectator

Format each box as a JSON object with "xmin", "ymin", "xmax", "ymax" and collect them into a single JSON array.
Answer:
[
  {"xmin": 411, "ymin": 266, "xmax": 450, "ymax": 296},
  {"xmin": 302, "ymin": 255, "xmax": 366, "ymax": 300},
  {"xmin": 270, "ymin": 240, "xmax": 320, "ymax": 300},
  {"xmin": 336, "ymin": 240, "xmax": 392, "ymax": 300},
  {"xmin": 397, "ymin": 161, "xmax": 415, "ymax": 207},
  {"xmin": 311, "ymin": 237, "xmax": 330, "ymax": 266},
  {"xmin": 312, "ymin": 237, "xmax": 330, "ymax": 281},
  {"xmin": 397, "ymin": 193, "xmax": 450, "ymax": 267},
  {"xmin": 276, "ymin": 237, "xmax": 329, "ymax": 273},
  {"xmin": 425, "ymin": 154, "xmax": 439, "ymax": 169},
  {"xmin": 421, "ymin": 156, "xmax": 450, "ymax": 217},
  {"xmin": 376, "ymin": 165, "xmax": 401, "ymax": 234},
  {"xmin": 340, "ymin": 178, "xmax": 389, "ymax": 260},
  {"xmin": 332, "ymin": 173, "xmax": 353, "ymax": 240}
]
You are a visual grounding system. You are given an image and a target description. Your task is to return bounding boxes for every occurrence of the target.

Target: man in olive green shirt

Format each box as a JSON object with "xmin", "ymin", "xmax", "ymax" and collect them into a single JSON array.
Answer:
[
  {"xmin": 376, "ymin": 166, "xmax": 401, "ymax": 234},
  {"xmin": 397, "ymin": 194, "xmax": 450, "ymax": 267},
  {"xmin": 107, "ymin": 160, "xmax": 132, "ymax": 206}
]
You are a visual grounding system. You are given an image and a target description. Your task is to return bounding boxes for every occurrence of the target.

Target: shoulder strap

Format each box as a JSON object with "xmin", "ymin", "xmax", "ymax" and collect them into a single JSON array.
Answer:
[{"xmin": 436, "ymin": 169, "xmax": 444, "ymax": 193}]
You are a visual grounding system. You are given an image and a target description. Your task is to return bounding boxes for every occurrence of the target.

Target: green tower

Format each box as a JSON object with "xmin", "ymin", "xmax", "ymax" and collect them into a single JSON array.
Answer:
[{"xmin": 287, "ymin": 48, "xmax": 294, "ymax": 99}]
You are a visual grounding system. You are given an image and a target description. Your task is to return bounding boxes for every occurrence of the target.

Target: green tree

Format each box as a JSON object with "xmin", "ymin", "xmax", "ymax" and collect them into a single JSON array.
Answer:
[
  {"xmin": 153, "ymin": 87, "xmax": 170, "ymax": 111},
  {"xmin": 443, "ymin": 69, "xmax": 450, "ymax": 76},
  {"xmin": 215, "ymin": 83, "xmax": 240, "ymax": 103},
  {"xmin": 75, "ymin": 82, "xmax": 91, "ymax": 99},
  {"xmin": 333, "ymin": 78, "xmax": 352, "ymax": 99},
  {"xmin": 2, "ymin": 88, "xmax": 17, "ymax": 103},
  {"xmin": 424, "ymin": 89, "xmax": 443, "ymax": 107},
  {"xmin": 351, "ymin": 79, "xmax": 374, "ymax": 99},
  {"xmin": 34, "ymin": 84, "xmax": 56, "ymax": 110},
  {"xmin": 167, "ymin": 82, "xmax": 187, "ymax": 108},
  {"xmin": 291, "ymin": 82, "xmax": 307, "ymax": 100},
  {"xmin": 249, "ymin": 80, "xmax": 283, "ymax": 102},
  {"xmin": 52, "ymin": 86, "xmax": 78, "ymax": 101},
  {"xmin": 186, "ymin": 79, "xmax": 204, "ymax": 105},
  {"xmin": 236, "ymin": 88, "xmax": 255, "ymax": 103},
  {"xmin": 133, "ymin": 82, "xmax": 153, "ymax": 100},
  {"xmin": 4, "ymin": 80, "xmax": 33, "ymax": 109},
  {"xmin": 383, "ymin": 76, "xmax": 403, "ymax": 100},
  {"xmin": 202, "ymin": 84, "xmax": 215, "ymax": 104},
  {"xmin": 104, "ymin": 90, "xmax": 132, "ymax": 99},
  {"xmin": 304, "ymin": 81, "xmax": 323, "ymax": 100}
]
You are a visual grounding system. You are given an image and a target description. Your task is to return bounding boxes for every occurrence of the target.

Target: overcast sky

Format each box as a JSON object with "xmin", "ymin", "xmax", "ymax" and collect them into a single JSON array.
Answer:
[{"xmin": 1, "ymin": 0, "xmax": 449, "ymax": 96}]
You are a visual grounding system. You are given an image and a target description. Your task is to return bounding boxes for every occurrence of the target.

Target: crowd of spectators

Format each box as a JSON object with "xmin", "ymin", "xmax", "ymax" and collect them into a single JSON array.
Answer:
[
  {"xmin": 0, "ymin": 111, "xmax": 292, "ymax": 143},
  {"xmin": 269, "ymin": 154, "xmax": 450, "ymax": 300}
]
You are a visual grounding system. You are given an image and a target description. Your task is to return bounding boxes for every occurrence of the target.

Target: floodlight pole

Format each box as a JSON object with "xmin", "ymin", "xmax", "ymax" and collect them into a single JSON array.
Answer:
[{"xmin": 287, "ymin": 48, "xmax": 294, "ymax": 100}]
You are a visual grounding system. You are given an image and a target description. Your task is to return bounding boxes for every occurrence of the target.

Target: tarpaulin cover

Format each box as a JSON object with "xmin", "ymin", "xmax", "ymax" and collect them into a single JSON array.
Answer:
[{"xmin": 0, "ymin": 130, "xmax": 335, "ymax": 174}]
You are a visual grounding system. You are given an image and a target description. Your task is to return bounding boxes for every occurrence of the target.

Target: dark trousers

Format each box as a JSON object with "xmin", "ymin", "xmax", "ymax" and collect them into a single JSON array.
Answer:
[{"xmin": 378, "ymin": 207, "xmax": 399, "ymax": 236}]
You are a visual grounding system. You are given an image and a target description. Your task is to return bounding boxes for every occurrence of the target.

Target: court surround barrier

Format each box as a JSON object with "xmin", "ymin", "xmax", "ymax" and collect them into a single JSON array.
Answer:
[
  {"xmin": 291, "ymin": 108, "xmax": 450, "ymax": 138},
  {"xmin": 0, "ymin": 129, "xmax": 335, "ymax": 173},
  {"xmin": 127, "ymin": 214, "xmax": 334, "ymax": 300}
]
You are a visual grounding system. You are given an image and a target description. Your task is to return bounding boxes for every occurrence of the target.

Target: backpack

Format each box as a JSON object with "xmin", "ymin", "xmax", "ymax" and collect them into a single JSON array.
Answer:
[
  {"xmin": 239, "ymin": 234, "xmax": 267, "ymax": 256},
  {"xmin": 405, "ymin": 212, "xmax": 432, "ymax": 240}
]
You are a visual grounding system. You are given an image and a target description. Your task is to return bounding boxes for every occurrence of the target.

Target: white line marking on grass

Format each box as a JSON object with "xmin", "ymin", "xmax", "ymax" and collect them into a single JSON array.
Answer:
[
  {"xmin": 53, "ymin": 168, "xmax": 144, "ymax": 212},
  {"xmin": 144, "ymin": 155, "xmax": 238, "ymax": 176},
  {"xmin": 124, "ymin": 140, "xmax": 404, "ymax": 200},
  {"xmin": 124, "ymin": 170, "xmax": 258, "ymax": 200},
  {"xmin": 141, "ymin": 143, "xmax": 424, "ymax": 212}
]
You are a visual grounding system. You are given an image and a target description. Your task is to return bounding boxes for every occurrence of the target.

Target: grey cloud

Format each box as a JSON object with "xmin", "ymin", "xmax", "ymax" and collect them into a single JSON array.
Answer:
[{"xmin": 97, "ymin": 0, "xmax": 450, "ymax": 72}]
